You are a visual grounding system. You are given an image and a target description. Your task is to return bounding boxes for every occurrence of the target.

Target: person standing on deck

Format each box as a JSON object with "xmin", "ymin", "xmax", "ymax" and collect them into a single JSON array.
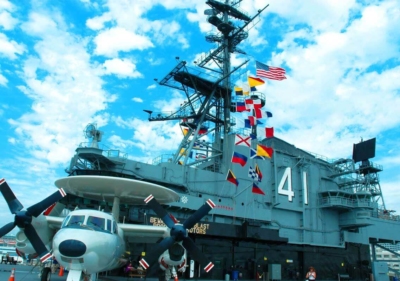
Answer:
[{"xmin": 306, "ymin": 267, "xmax": 317, "ymax": 281}]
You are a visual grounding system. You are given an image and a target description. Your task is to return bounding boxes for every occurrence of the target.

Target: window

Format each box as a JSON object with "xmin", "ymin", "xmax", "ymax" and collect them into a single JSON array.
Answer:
[
  {"xmin": 66, "ymin": 215, "xmax": 85, "ymax": 226},
  {"xmin": 61, "ymin": 216, "xmax": 71, "ymax": 228},
  {"xmin": 113, "ymin": 221, "xmax": 118, "ymax": 234},
  {"xmin": 107, "ymin": 219, "xmax": 112, "ymax": 233},
  {"xmin": 87, "ymin": 216, "xmax": 105, "ymax": 231}
]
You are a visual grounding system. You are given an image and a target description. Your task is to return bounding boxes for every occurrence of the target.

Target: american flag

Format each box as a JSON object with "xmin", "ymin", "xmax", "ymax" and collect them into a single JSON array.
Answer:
[{"xmin": 256, "ymin": 61, "xmax": 286, "ymax": 81}]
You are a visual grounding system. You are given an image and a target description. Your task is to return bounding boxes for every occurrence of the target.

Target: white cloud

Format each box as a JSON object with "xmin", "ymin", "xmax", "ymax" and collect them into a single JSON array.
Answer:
[
  {"xmin": 255, "ymin": 0, "xmax": 400, "ymax": 160},
  {"xmin": 147, "ymin": 84, "xmax": 156, "ymax": 90},
  {"xmin": 153, "ymin": 91, "xmax": 185, "ymax": 112},
  {"xmin": 94, "ymin": 27, "xmax": 154, "ymax": 57},
  {"xmin": 102, "ymin": 58, "xmax": 142, "ymax": 78},
  {"xmin": 8, "ymin": 11, "xmax": 115, "ymax": 166},
  {"xmin": 22, "ymin": 12, "xmax": 58, "ymax": 36},
  {"xmin": 87, "ymin": 0, "xmax": 203, "ymax": 54},
  {"xmin": 186, "ymin": 1, "xmax": 213, "ymax": 33},
  {"xmin": 107, "ymin": 134, "xmax": 136, "ymax": 150},
  {"xmin": 111, "ymin": 116, "xmax": 182, "ymax": 153},
  {"xmin": 380, "ymin": 176, "xmax": 400, "ymax": 214},
  {"xmin": 110, "ymin": 89, "xmax": 187, "ymax": 154},
  {"xmin": 0, "ymin": 33, "xmax": 25, "ymax": 59},
  {"xmin": 132, "ymin": 97, "xmax": 143, "ymax": 103},
  {"xmin": 267, "ymin": 0, "xmax": 357, "ymax": 32},
  {"xmin": 86, "ymin": 12, "xmax": 112, "ymax": 30},
  {"xmin": 0, "ymin": 71, "xmax": 7, "ymax": 86},
  {"xmin": 0, "ymin": 0, "xmax": 17, "ymax": 30},
  {"xmin": 0, "ymin": 10, "xmax": 17, "ymax": 30},
  {"xmin": 150, "ymin": 20, "xmax": 189, "ymax": 49},
  {"xmin": 8, "ymin": 137, "xmax": 16, "ymax": 144}
]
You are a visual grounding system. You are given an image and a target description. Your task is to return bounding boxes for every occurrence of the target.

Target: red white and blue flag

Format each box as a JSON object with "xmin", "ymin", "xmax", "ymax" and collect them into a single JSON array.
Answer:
[
  {"xmin": 236, "ymin": 101, "xmax": 247, "ymax": 112},
  {"xmin": 256, "ymin": 61, "xmax": 286, "ymax": 81},
  {"xmin": 232, "ymin": 152, "xmax": 248, "ymax": 167}
]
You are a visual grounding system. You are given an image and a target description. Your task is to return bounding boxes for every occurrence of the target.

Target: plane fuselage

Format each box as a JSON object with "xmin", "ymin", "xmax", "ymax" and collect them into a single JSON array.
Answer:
[{"xmin": 52, "ymin": 210, "xmax": 126, "ymax": 274}]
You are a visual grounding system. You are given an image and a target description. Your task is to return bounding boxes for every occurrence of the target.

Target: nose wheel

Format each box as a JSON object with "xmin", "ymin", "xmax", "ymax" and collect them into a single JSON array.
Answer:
[{"xmin": 40, "ymin": 267, "xmax": 51, "ymax": 281}]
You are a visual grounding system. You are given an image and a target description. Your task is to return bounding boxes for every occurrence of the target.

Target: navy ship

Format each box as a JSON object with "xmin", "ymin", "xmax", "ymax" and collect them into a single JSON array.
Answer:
[{"xmin": 60, "ymin": 1, "xmax": 400, "ymax": 280}]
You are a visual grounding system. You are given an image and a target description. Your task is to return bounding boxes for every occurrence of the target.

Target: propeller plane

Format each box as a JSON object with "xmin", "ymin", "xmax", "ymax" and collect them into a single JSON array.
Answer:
[{"xmin": 0, "ymin": 177, "xmax": 215, "ymax": 281}]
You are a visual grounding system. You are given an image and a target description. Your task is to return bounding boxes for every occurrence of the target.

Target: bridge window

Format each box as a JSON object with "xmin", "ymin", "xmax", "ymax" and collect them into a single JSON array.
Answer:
[{"xmin": 87, "ymin": 216, "xmax": 105, "ymax": 231}]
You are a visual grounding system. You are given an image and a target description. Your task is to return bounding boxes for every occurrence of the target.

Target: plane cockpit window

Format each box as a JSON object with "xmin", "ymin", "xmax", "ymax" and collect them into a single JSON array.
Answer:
[
  {"xmin": 61, "ymin": 215, "xmax": 71, "ymax": 228},
  {"xmin": 66, "ymin": 215, "xmax": 85, "ymax": 227},
  {"xmin": 113, "ymin": 221, "xmax": 118, "ymax": 234},
  {"xmin": 87, "ymin": 216, "xmax": 106, "ymax": 231},
  {"xmin": 107, "ymin": 219, "xmax": 112, "ymax": 233}
]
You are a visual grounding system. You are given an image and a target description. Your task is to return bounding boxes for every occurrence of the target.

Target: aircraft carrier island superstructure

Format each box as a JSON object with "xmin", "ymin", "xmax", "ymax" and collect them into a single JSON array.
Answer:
[{"xmin": 60, "ymin": 1, "xmax": 400, "ymax": 280}]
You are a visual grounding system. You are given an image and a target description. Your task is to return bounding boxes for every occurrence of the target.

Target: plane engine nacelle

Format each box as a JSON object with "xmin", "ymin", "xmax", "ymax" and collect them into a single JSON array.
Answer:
[
  {"xmin": 158, "ymin": 243, "xmax": 186, "ymax": 272},
  {"xmin": 15, "ymin": 215, "xmax": 53, "ymax": 258}
]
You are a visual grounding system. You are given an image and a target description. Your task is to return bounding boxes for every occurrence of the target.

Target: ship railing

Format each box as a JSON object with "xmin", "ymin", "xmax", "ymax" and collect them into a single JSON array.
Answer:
[
  {"xmin": 357, "ymin": 161, "xmax": 383, "ymax": 171},
  {"xmin": 149, "ymin": 111, "xmax": 184, "ymax": 120},
  {"xmin": 78, "ymin": 142, "xmax": 128, "ymax": 160},
  {"xmin": 79, "ymin": 142, "xmax": 110, "ymax": 150},
  {"xmin": 105, "ymin": 149, "xmax": 128, "ymax": 160},
  {"xmin": 304, "ymin": 150, "xmax": 334, "ymax": 163},
  {"xmin": 186, "ymin": 64, "xmax": 234, "ymax": 88},
  {"xmin": 152, "ymin": 154, "xmax": 175, "ymax": 165},
  {"xmin": 319, "ymin": 197, "xmax": 375, "ymax": 208}
]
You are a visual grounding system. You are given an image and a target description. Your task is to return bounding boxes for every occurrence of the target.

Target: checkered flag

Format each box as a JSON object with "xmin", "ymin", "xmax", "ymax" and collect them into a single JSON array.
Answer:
[{"xmin": 248, "ymin": 166, "xmax": 259, "ymax": 181}]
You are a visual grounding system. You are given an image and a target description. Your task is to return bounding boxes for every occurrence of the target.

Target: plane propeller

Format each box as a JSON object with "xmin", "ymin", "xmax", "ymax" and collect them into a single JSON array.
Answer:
[
  {"xmin": 0, "ymin": 178, "xmax": 67, "ymax": 262},
  {"xmin": 139, "ymin": 194, "xmax": 215, "ymax": 273}
]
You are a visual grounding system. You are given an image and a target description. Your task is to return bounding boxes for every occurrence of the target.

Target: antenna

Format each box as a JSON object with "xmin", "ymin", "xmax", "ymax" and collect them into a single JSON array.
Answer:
[{"xmin": 84, "ymin": 123, "xmax": 103, "ymax": 148}]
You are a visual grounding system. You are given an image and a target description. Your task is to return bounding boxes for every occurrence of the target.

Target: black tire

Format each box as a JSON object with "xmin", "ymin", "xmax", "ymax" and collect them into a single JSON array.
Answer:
[{"xmin": 41, "ymin": 267, "xmax": 51, "ymax": 281}]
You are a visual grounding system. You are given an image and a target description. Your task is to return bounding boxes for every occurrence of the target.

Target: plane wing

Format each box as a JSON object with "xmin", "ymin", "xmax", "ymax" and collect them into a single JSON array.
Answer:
[
  {"xmin": 119, "ymin": 223, "xmax": 169, "ymax": 244},
  {"xmin": 44, "ymin": 215, "xmax": 64, "ymax": 230}
]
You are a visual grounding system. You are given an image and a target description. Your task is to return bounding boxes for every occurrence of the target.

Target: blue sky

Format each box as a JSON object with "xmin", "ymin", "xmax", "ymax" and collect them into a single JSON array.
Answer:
[{"xmin": 1, "ymin": 0, "xmax": 400, "ymax": 230}]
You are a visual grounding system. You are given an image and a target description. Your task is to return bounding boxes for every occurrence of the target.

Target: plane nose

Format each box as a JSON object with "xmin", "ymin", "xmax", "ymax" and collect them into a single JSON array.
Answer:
[{"xmin": 59, "ymin": 239, "xmax": 87, "ymax": 257}]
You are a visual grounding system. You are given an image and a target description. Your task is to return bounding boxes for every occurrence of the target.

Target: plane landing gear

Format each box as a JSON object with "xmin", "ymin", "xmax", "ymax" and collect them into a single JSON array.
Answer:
[
  {"xmin": 41, "ymin": 267, "xmax": 51, "ymax": 281},
  {"xmin": 65, "ymin": 269, "xmax": 97, "ymax": 281}
]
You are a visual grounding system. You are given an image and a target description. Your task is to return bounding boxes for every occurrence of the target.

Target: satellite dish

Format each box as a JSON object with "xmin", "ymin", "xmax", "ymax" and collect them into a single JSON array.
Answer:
[
  {"xmin": 84, "ymin": 124, "xmax": 96, "ymax": 138},
  {"xmin": 83, "ymin": 123, "xmax": 103, "ymax": 148}
]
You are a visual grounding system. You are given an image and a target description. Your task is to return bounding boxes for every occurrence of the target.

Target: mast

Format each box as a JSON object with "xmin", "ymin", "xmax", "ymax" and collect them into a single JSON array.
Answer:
[{"xmin": 144, "ymin": 0, "xmax": 269, "ymax": 173}]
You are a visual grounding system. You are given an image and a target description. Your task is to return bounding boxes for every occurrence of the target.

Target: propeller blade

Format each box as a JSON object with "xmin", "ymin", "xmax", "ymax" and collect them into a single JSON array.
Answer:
[
  {"xmin": 183, "ymin": 199, "xmax": 215, "ymax": 230},
  {"xmin": 27, "ymin": 188, "xmax": 67, "ymax": 217},
  {"xmin": 0, "ymin": 178, "xmax": 23, "ymax": 214},
  {"xmin": 183, "ymin": 237, "xmax": 214, "ymax": 272},
  {"xmin": 0, "ymin": 221, "xmax": 16, "ymax": 237},
  {"xmin": 139, "ymin": 236, "xmax": 176, "ymax": 270},
  {"xmin": 24, "ymin": 223, "xmax": 51, "ymax": 262},
  {"xmin": 144, "ymin": 195, "xmax": 175, "ymax": 228}
]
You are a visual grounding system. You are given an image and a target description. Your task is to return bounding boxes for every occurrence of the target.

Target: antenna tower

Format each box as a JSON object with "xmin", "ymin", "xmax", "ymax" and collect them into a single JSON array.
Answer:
[{"xmin": 144, "ymin": 0, "xmax": 269, "ymax": 172}]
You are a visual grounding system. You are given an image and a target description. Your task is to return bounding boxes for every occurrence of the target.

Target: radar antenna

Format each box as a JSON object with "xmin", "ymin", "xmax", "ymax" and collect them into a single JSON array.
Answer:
[{"xmin": 84, "ymin": 123, "xmax": 103, "ymax": 148}]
